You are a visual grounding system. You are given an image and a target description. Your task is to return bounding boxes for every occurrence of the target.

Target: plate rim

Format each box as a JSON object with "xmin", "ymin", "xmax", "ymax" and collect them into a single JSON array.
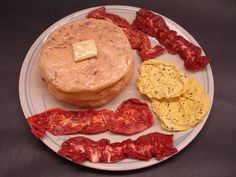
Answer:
[{"xmin": 19, "ymin": 5, "xmax": 214, "ymax": 171}]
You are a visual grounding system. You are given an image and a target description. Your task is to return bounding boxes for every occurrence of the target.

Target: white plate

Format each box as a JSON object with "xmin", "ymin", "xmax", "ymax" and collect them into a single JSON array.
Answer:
[{"xmin": 19, "ymin": 5, "xmax": 214, "ymax": 171}]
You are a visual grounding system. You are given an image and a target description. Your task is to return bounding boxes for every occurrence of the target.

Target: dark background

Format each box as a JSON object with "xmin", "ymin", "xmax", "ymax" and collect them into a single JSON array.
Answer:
[{"xmin": 0, "ymin": 0, "xmax": 236, "ymax": 177}]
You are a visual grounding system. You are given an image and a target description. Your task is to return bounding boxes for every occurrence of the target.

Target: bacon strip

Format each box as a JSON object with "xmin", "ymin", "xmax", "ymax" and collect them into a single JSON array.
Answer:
[
  {"xmin": 27, "ymin": 98, "xmax": 154, "ymax": 138},
  {"xmin": 110, "ymin": 98, "xmax": 154, "ymax": 134},
  {"xmin": 27, "ymin": 108, "xmax": 112, "ymax": 139},
  {"xmin": 58, "ymin": 132, "xmax": 177, "ymax": 163},
  {"xmin": 87, "ymin": 7, "xmax": 165, "ymax": 61},
  {"xmin": 132, "ymin": 8, "xmax": 210, "ymax": 71}
]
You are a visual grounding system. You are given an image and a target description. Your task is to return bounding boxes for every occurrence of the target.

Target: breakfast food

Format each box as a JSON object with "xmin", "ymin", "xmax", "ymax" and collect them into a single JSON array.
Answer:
[
  {"xmin": 58, "ymin": 132, "xmax": 177, "ymax": 163},
  {"xmin": 88, "ymin": 7, "xmax": 165, "ymax": 60},
  {"xmin": 137, "ymin": 59, "xmax": 188, "ymax": 99},
  {"xmin": 137, "ymin": 60, "xmax": 210, "ymax": 131},
  {"xmin": 39, "ymin": 18, "xmax": 134, "ymax": 107},
  {"xmin": 28, "ymin": 108, "xmax": 113, "ymax": 138},
  {"xmin": 72, "ymin": 39, "xmax": 98, "ymax": 62},
  {"xmin": 110, "ymin": 98, "xmax": 154, "ymax": 134},
  {"xmin": 24, "ymin": 7, "xmax": 213, "ymax": 167},
  {"xmin": 152, "ymin": 77, "xmax": 210, "ymax": 131},
  {"xmin": 133, "ymin": 8, "xmax": 210, "ymax": 71},
  {"xmin": 27, "ymin": 98, "xmax": 154, "ymax": 138}
]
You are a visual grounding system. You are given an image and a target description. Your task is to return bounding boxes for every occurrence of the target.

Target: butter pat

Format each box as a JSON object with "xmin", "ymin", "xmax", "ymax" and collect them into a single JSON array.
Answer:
[{"xmin": 72, "ymin": 39, "xmax": 98, "ymax": 62}]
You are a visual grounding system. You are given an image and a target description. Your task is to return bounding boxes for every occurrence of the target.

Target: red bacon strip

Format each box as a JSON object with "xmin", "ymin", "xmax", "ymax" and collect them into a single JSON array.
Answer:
[
  {"xmin": 58, "ymin": 132, "xmax": 177, "ymax": 163},
  {"xmin": 27, "ymin": 98, "xmax": 154, "ymax": 138},
  {"xmin": 110, "ymin": 98, "xmax": 154, "ymax": 134},
  {"xmin": 132, "ymin": 8, "xmax": 210, "ymax": 71},
  {"xmin": 27, "ymin": 108, "xmax": 112, "ymax": 139},
  {"xmin": 87, "ymin": 7, "xmax": 165, "ymax": 61}
]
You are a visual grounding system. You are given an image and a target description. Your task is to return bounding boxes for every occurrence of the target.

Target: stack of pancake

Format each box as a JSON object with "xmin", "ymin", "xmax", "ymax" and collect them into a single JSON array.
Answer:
[{"xmin": 39, "ymin": 19, "xmax": 134, "ymax": 107}]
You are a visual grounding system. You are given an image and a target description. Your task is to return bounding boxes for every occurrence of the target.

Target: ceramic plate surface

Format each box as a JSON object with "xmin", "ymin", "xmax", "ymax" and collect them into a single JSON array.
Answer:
[{"xmin": 19, "ymin": 5, "xmax": 214, "ymax": 171}]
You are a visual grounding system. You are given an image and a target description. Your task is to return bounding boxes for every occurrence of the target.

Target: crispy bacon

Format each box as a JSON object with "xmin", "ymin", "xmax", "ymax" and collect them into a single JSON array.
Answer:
[
  {"xmin": 27, "ymin": 99, "xmax": 154, "ymax": 138},
  {"xmin": 87, "ymin": 7, "xmax": 131, "ymax": 29},
  {"xmin": 133, "ymin": 8, "xmax": 210, "ymax": 71},
  {"xmin": 110, "ymin": 98, "xmax": 154, "ymax": 134},
  {"xmin": 58, "ymin": 132, "xmax": 177, "ymax": 163},
  {"xmin": 132, "ymin": 8, "xmax": 167, "ymax": 37},
  {"xmin": 27, "ymin": 108, "xmax": 112, "ymax": 138},
  {"xmin": 87, "ymin": 7, "xmax": 165, "ymax": 61}
]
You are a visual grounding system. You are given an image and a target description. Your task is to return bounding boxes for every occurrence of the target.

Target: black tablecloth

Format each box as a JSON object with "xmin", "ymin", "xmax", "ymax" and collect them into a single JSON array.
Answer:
[{"xmin": 1, "ymin": 0, "xmax": 236, "ymax": 176}]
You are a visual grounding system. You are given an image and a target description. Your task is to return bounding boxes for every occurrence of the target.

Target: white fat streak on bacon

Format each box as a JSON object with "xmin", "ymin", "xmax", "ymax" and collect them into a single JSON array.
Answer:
[
  {"xmin": 89, "ymin": 149, "xmax": 101, "ymax": 163},
  {"xmin": 75, "ymin": 145, "xmax": 85, "ymax": 153},
  {"xmin": 103, "ymin": 145, "xmax": 112, "ymax": 163}
]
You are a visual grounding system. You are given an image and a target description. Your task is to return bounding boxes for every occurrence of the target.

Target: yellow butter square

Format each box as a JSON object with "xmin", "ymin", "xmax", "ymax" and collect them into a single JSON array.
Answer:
[{"xmin": 72, "ymin": 39, "xmax": 98, "ymax": 62}]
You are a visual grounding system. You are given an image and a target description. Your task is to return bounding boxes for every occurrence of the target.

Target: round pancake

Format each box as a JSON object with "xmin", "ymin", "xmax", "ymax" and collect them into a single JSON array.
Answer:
[
  {"xmin": 152, "ymin": 77, "xmax": 210, "ymax": 131},
  {"xmin": 137, "ymin": 60, "xmax": 188, "ymax": 99},
  {"xmin": 39, "ymin": 18, "xmax": 134, "ymax": 93},
  {"xmin": 46, "ymin": 61, "xmax": 134, "ymax": 107},
  {"xmin": 39, "ymin": 19, "xmax": 134, "ymax": 107}
]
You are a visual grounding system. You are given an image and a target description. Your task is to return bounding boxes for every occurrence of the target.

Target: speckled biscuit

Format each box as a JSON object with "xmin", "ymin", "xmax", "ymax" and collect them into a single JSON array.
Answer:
[
  {"xmin": 39, "ymin": 19, "xmax": 134, "ymax": 107},
  {"xmin": 46, "ymin": 62, "xmax": 134, "ymax": 107}
]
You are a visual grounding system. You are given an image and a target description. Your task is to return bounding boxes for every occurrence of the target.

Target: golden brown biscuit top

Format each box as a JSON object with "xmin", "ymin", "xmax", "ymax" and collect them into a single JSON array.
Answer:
[{"xmin": 39, "ymin": 19, "xmax": 134, "ymax": 92}]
